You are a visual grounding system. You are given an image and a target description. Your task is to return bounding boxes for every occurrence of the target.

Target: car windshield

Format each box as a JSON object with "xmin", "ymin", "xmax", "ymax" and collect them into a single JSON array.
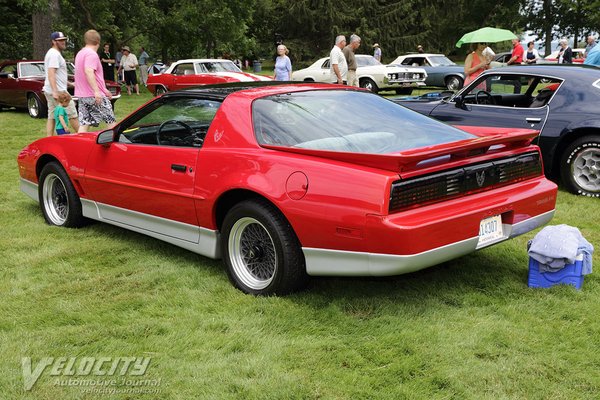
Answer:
[
  {"xmin": 356, "ymin": 56, "xmax": 382, "ymax": 67},
  {"xmin": 197, "ymin": 61, "xmax": 241, "ymax": 73},
  {"xmin": 253, "ymin": 90, "xmax": 474, "ymax": 153},
  {"xmin": 19, "ymin": 62, "xmax": 46, "ymax": 77},
  {"xmin": 428, "ymin": 56, "xmax": 455, "ymax": 66}
]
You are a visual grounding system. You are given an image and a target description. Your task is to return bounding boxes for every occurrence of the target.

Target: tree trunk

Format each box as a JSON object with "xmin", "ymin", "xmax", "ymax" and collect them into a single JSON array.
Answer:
[
  {"xmin": 543, "ymin": 0, "xmax": 552, "ymax": 55},
  {"xmin": 32, "ymin": 0, "xmax": 61, "ymax": 59}
]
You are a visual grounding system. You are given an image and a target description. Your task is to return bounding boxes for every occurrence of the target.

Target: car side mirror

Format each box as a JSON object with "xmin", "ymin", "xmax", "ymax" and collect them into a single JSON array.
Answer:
[
  {"xmin": 97, "ymin": 129, "xmax": 115, "ymax": 145},
  {"xmin": 454, "ymin": 95, "xmax": 466, "ymax": 109}
]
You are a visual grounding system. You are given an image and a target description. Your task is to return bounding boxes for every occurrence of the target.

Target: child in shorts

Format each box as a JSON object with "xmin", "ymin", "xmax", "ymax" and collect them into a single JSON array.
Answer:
[{"xmin": 54, "ymin": 92, "xmax": 72, "ymax": 135}]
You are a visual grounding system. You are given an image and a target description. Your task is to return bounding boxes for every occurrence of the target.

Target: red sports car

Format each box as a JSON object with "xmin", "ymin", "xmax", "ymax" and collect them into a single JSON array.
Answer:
[
  {"xmin": 146, "ymin": 58, "xmax": 272, "ymax": 96},
  {"xmin": 17, "ymin": 83, "xmax": 557, "ymax": 295},
  {"xmin": 0, "ymin": 60, "xmax": 121, "ymax": 118}
]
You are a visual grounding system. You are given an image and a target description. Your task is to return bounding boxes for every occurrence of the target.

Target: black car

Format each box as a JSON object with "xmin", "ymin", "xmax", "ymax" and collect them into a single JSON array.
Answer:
[{"xmin": 394, "ymin": 65, "xmax": 600, "ymax": 197}]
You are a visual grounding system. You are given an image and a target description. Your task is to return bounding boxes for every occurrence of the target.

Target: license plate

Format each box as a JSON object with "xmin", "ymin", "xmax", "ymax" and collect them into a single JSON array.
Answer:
[
  {"xmin": 401, "ymin": 82, "xmax": 411, "ymax": 87},
  {"xmin": 477, "ymin": 215, "xmax": 504, "ymax": 248}
]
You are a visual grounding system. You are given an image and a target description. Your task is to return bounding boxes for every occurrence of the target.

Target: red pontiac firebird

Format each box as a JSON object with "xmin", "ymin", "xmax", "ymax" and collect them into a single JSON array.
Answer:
[
  {"xmin": 17, "ymin": 83, "xmax": 557, "ymax": 295},
  {"xmin": 146, "ymin": 58, "xmax": 272, "ymax": 96}
]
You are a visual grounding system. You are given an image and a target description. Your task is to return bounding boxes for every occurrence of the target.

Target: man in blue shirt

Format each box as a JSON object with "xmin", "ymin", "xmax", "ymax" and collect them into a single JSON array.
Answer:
[
  {"xmin": 139, "ymin": 47, "xmax": 150, "ymax": 86},
  {"xmin": 584, "ymin": 42, "xmax": 600, "ymax": 67}
]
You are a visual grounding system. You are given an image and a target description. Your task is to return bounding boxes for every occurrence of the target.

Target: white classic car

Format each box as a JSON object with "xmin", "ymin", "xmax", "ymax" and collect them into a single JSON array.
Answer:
[{"xmin": 292, "ymin": 55, "xmax": 427, "ymax": 94}]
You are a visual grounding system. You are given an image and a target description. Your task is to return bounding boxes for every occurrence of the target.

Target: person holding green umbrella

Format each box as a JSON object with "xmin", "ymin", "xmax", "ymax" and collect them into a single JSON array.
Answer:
[{"xmin": 463, "ymin": 42, "xmax": 491, "ymax": 86}]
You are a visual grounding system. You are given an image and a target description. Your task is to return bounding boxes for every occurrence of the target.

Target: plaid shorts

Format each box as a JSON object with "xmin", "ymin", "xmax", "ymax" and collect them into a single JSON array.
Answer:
[{"xmin": 78, "ymin": 97, "xmax": 116, "ymax": 127}]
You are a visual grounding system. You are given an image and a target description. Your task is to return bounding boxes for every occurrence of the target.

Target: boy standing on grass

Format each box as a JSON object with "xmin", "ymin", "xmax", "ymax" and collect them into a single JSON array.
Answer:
[{"xmin": 54, "ymin": 92, "xmax": 72, "ymax": 135}]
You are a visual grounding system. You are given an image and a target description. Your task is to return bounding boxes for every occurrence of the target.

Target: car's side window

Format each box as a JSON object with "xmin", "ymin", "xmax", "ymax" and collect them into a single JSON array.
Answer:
[
  {"xmin": 1, "ymin": 64, "xmax": 17, "ymax": 77},
  {"xmin": 172, "ymin": 63, "xmax": 194, "ymax": 76},
  {"xmin": 322, "ymin": 60, "xmax": 330, "ymax": 69},
  {"xmin": 118, "ymin": 98, "xmax": 222, "ymax": 147}
]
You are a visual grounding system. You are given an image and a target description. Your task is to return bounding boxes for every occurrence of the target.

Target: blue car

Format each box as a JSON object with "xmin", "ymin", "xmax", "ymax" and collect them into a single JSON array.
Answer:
[
  {"xmin": 390, "ymin": 53, "xmax": 466, "ymax": 90},
  {"xmin": 393, "ymin": 65, "xmax": 600, "ymax": 197}
]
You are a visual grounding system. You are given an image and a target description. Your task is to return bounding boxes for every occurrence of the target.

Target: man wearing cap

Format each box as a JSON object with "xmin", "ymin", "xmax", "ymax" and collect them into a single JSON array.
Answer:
[
  {"xmin": 74, "ymin": 29, "xmax": 116, "ymax": 132},
  {"xmin": 43, "ymin": 32, "xmax": 79, "ymax": 136},
  {"xmin": 118, "ymin": 46, "xmax": 140, "ymax": 95},
  {"xmin": 373, "ymin": 43, "xmax": 382, "ymax": 62}
]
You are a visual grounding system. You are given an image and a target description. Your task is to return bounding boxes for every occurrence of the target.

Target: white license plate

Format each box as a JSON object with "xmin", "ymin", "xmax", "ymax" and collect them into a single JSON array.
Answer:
[{"xmin": 477, "ymin": 215, "xmax": 504, "ymax": 248}]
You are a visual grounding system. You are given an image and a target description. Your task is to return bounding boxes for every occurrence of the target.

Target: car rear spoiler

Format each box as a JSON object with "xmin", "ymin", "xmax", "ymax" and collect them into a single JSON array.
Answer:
[{"xmin": 262, "ymin": 128, "xmax": 539, "ymax": 173}]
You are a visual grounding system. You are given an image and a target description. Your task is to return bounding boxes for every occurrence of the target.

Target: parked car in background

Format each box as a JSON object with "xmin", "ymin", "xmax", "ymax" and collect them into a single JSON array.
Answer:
[
  {"xmin": 389, "ymin": 53, "xmax": 465, "ymax": 90},
  {"xmin": 0, "ymin": 60, "xmax": 121, "ymax": 118},
  {"xmin": 146, "ymin": 59, "xmax": 272, "ymax": 96},
  {"xmin": 538, "ymin": 48, "xmax": 585, "ymax": 64},
  {"xmin": 17, "ymin": 83, "xmax": 556, "ymax": 295},
  {"xmin": 292, "ymin": 55, "xmax": 426, "ymax": 94},
  {"xmin": 393, "ymin": 65, "xmax": 600, "ymax": 197}
]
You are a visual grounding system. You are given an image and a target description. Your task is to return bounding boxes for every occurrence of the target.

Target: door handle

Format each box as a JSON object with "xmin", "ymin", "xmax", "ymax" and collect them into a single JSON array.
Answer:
[
  {"xmin": 526, "ymin": 117, "xmax": 542, "ymax": 123},
  {"xmin": 171, "ymin": 164, "xmax": 187, "ymax": 172}
]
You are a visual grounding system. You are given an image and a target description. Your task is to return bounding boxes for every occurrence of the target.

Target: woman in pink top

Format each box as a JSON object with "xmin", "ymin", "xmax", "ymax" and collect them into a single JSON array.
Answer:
[{"xmin": 463, "ymin": 42, "xmax": 491, "ymax": 86}]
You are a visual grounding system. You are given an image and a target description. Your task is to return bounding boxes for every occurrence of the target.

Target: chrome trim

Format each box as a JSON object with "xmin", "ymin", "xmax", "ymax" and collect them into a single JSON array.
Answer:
[
  {"xmin": 593, "ymin": 79, "xmax": 600, "ymax": 90},
  {"xmin": 304, "ymin": 209, "xmax": 555, "ymax": 276},
  {"xmin": 20, "ymin": 178, "xmax": 38, "ymax": 201},
  {"xmin": 81, "ymin": 199, "xmax": 221, "ymax": 259}
]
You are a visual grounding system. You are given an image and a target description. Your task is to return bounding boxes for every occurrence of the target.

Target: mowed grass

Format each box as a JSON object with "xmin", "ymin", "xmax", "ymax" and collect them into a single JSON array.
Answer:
[{"xmin": 1, "ymin": 88, "xmax": 599, "ymax": 399}]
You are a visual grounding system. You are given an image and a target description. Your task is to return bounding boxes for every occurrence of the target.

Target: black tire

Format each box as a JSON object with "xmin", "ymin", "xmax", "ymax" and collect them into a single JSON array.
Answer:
[
  {"xmin": 560, "ymin": 135, "xmax": 600, "ymax": 197},
  {"xmin": 38, "ymin": 162, "xmax": 86, "ymax": 227},
  {"xmin": 303, "ymin": 78, "xmax": 315, "ymax": 82},
  {"xmin": 28, "ymin": 93, "xmax": 47, "ymax": 119},
  {"xmin": 445, "ymin": 75, "xmax": 464, "ymax": 91},
  {"xmin": 360, "ymin": 78, "xmax": 379, "ymax": 94},
  {"xmin": 155, "ymin": 86, "xmax": 167, "ymax": 96},
  {"xmin": 221, "ymin": 199, "xmax": 308, "ymax": 295},
  {"xmin": 395, "ymin": 88, "xmax": 413, "ymax": 95}
]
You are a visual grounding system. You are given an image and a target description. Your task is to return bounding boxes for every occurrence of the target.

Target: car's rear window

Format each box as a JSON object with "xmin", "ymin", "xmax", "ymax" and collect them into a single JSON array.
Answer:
[{"xmin": 252, "ymin": 90, "xmax": 474, "ymax": 154}]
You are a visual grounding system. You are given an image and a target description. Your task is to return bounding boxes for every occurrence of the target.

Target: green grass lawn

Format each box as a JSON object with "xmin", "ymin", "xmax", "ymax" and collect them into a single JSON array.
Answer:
[{"xmin": 1, "ymin": 90, "xmax": 599, "ymax": 399}]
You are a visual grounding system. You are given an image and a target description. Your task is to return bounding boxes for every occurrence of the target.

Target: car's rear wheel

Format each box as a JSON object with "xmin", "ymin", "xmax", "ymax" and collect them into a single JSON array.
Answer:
[
  {"xmin": 560, "ymin": 135, "xmax": 600, "ymax": 197},
  {"xmin": 303, "ymin": 78, "xmax": 315, "ymax": 82},
  {"xmin": 28, "ymin": 93, "xmax": 46, "ymax": 119},
  {"xmin": 155, "ymin": 86, "xmax": 167, "ymax": 96},
  {"xmin": 360, "ymin": 78, "xmax": 379, "ymax": 94},
  {"xmin": 445, "ymin": 76, "xmax": 464, "ymax": 91},
  {"xmin": 38, "ymin": 162, "xmax": 86, "ymax": 227},
  {"xmin": 221, "ymin": 199, "xmax": 308, "ymax": 295}
]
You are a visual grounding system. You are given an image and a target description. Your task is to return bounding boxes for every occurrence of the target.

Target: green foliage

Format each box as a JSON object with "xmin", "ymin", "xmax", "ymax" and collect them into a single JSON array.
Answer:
[
  {"xmin": 1, "ymin": 1, "xmax": 597, "ymax": 66},
  {"xmin": 0, "ymin": 1, "xmax": 33, "ymax": 59}
]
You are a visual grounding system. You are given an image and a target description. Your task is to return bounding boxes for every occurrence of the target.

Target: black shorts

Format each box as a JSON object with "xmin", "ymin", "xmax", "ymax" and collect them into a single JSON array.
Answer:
[{"xmin": 124, "ymin": 70, "xmax": 137, "ymax": 85}]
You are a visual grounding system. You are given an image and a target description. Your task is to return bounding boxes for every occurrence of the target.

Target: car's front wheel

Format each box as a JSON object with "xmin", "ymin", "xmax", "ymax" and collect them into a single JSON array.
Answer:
[
  {"xmin": 38, "ymin": 162, "xmax": 86, "ymax": 227},
  {"xmin": 28, "ymin": 93, "xmax": 46, "ymax": 119},
  {"xmin": 360, "ymin": 78, "xmax": 379, "ymax": 94},
  {"xmin": 560, "ymin": 135, "xmax": 600, "ymax": 197},
  {"xmin": 154, "ymin": 86, "xmax": 167, "ymax": 96},
  {"xmin": 445, "ymin": 76, "xmax": 464, "ymax": 91},
  {"xmin": 221, "ymin": 199, "xmax": 308, "ymax": 295}
]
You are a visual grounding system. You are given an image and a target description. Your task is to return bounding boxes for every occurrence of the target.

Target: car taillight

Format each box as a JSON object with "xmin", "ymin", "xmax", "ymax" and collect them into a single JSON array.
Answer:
[{"xmin": 389, "ymin": 152, "xmax": 542, "ymax": 212}]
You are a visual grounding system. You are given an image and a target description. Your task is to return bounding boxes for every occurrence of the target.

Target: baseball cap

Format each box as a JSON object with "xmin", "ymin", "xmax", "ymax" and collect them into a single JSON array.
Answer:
[
  {"xmin": 122, "ymin": 46, "xmax": 130, "ymax": 52},
  {"xmin": 51, "ymin": 32, "xmax": 68, "ymax": 41}
]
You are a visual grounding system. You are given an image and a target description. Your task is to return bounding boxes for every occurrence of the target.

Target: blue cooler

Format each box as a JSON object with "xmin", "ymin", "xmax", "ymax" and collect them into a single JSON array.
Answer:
[{"xmin": 528, "ymin": 254, "xmax": 584, "ymax": 289}]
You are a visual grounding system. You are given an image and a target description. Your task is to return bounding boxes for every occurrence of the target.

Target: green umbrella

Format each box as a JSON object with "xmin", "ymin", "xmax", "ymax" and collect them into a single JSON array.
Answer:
[{"xmin": 455, "ymin": 27, "xmax": 517, "ymax": 48}]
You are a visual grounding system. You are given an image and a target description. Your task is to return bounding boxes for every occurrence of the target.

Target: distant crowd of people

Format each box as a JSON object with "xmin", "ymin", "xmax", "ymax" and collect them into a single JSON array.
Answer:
[
  {"xmin": 272, "ymin": 34, "xmax": 385, "ymax": 85},
  {"xmin": 42, "ymin": 30, "xmax": 154, "ymax": 136}
]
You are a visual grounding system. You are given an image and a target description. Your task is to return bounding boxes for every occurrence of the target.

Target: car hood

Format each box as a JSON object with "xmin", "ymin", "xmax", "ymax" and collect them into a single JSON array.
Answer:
[
  {"xmin": 359, "ymin": 65, "xmax": 426, "ymax": 75},
  {"xmin": 214, "ymin": 72, "xmax": 272, "ymax": 82}
]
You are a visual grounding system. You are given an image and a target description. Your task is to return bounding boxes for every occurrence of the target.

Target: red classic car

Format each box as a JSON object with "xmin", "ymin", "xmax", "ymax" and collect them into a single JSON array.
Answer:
[
  {"xmin": 17, "ymin": 83, "xmax": 557, "ymax": 295},
  {"xmin": 0, "ymin": 60, "xmax": 121, "ymax": 118},
  {"xmin": 146, "ymin": 58, "xmax": 272, "ymax": 96}
]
